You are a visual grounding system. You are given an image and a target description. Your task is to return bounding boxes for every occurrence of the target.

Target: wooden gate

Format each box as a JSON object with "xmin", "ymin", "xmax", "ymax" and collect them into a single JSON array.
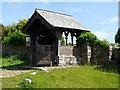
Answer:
[{"xmin": 36, "ymin": 45, "xmax": 55, "ymax": 65}]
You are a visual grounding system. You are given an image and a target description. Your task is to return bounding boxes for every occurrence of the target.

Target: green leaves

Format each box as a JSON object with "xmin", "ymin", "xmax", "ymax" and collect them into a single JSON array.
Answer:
[
  {"xmin": 77, "ymin": 32, "xmax": 99, "ymax": 45},
  {"xmin": 100, "ymin": 39, "xmax": 109, "ymax": 48},
  {"xmin": 61, "ymin": 36, "xmax": 65, "ymax": 46},
  {"xmin": 77, "ymin": 32, "xmax": 109, "ymax": 47},
  {"xmin": 2, "ymin": 19, "xmax": 28, "ymax": 45},
  {"xmin": 115, "ymin": 28, "xmax": 120, "ymax": 45},
  {"xmin": 15, "ymin": 19, "xmax": 28, "ymax": 30},
  {"xmin": 3, "ymin": 29, "xmax": 26, "ymax": 45}
]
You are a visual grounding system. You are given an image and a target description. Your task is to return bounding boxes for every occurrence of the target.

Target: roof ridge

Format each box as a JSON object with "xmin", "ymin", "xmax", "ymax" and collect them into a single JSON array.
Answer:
[{"xmin": 35, "ymin": 8, "xmax": 73, "ymax": 17}]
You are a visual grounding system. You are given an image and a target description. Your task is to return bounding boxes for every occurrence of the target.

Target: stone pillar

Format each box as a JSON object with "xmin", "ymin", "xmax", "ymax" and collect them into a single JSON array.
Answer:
[{"xmin": 87, "ymin": 44, "xmax": 91, "ymax": 64}]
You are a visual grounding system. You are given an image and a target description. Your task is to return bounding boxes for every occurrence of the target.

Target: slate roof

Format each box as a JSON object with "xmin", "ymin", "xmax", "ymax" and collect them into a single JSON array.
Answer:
[{"xmin": 36, "ymin": 9, "xmax": 89, "ymax": 31}]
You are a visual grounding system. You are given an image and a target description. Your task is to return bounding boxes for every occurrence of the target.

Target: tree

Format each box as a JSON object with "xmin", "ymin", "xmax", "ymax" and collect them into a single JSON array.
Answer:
[
  {"xmin": 2, "ymin": 25, "xmax": 15, "ymax": 40},
  {"xmin": 100, "ymin": 39, "xmax": 109, "ymax": 48},
  {"xmin": 3, "ymin": 29, "xmax": 26, "ymax": 45},
  {"xmin": 115, "ymin": 28, "xmax": 120, "ymax": 44},
  {"xmin": 2, "ymin": 19, "xmax": 28, "ymax": 45},
  {"xmin": 77, "ymin": 32, "xmax": 100, "ymax": 45},
  {"xmin": 2, "ymin": 19, "xmax": 65, "ymax": 46},
  {"xmin": 61, "ymin": 36, "xmax": 65, "ymax": 46},
  {"xmin": 15, "ymin": 19, "xmax": 28, "ymax": 30}
]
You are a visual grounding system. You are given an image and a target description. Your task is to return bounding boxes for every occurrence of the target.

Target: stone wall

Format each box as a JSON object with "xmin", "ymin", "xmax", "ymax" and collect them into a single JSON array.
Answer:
[
  {"xmin": 87, "ymin": 45, "xmax": 119, "ymax": 66},
  {"xmin": 60, "ymin": 46, "xmax": 74, "ymax": 56},
  {"xmin": 2, "ymin": 44, "xmax": 31, "ymax": 59},
  {"xmin": 111, "ymin": 47, "xmax": 120, "ymax": 66},
  {"xmin": 60, "ymin": 46, "xmax": 82, "ymax": 57},
  {"xmin": 79, "ymin": 45, "xmax": 88, "ymax": 64},
  {"xmin": 59, "ymin": 45, "xmax": 88, "ymax": 65},
  {"xmin": 59, "ymin": 46, "xmax": 78, "ymax": 66},
  {"xmin": 59, "ymin": 55, "xmax": 77, "ymax": 66},
  {"xmin": 2, "ymin": 43, "xmax": 120, "ymax": 66},
  {"xmin": 91, "ymin": 45, "xmax": 111, "ymax": 65}
]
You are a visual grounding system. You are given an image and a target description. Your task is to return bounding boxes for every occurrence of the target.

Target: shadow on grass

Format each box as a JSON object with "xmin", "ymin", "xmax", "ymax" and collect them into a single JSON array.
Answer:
[
  {"xmin": 94, "ymin": 63, "xmax": 120, "ymax": 74},
  {"xmin": 1, "ymin": 55, "xmax": 29, "ymax": 70},
  {"xmin": 1, "ymin": 63, "xmax": 29, "ymax": 70}
]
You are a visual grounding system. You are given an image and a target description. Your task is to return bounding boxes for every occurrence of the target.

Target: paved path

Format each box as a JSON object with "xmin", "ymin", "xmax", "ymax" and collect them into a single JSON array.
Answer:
[{"xmin": 1, "ymin": 65, "xmax": 79, "ymax": 78}]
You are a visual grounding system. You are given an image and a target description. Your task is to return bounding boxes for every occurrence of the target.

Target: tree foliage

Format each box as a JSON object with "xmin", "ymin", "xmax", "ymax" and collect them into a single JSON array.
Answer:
[
  {"xmin": 100, "ymin": 39, "xmax": 109, "ymax": 48},
  {"xmin": 61, "ymin": 36, "xmax": 65, "ymax": 46},
  {"xmin": 2, "ymin": 19, "xmax": 28, "ymax": 45},
  {"xmin": 2, "ymin": 19, "xmax": 66, "ymax": 46},
  {"xmin": 115, "ymin": 28, "xmax": 120, "ymax": 44},
  {"xmin": 77, "ymin": 32, "xmax": 109, "ymax": 47},
  {"xmin": 3, "ymin": 29, "xmax": 26, "ymax": 45},
  {"xmin": 15, "ymin": 19, "xmax": 28, "ymax": 30},
  {"xmin": 77, "ymin": 32, "xmax": 100, "ymax": 45}
]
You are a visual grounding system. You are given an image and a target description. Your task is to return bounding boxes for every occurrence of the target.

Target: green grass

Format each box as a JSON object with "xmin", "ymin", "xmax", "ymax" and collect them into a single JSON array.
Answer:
[
  {"xmin": 1, "ymin": 56, "xmax": 119, "ymax": 88},
  {"xmin": 2, "ymin": 66, "xmax": 119, "ymax": 88},
  {"xmin": 0, "ymin": 55, "xmax": 28, "ymax": 70}
]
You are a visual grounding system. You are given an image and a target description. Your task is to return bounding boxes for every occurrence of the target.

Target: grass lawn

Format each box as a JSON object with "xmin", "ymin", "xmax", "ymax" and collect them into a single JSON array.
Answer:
[
  {"xmin": 0, "ymin": 55, "xmax": 28, "ymax": 70},
  {"xmin": 0, "ymin": 56, "xmax": 119, "ymax": 88},
  {"xmin": 1, "ymin": 66, "xmax": 119, "ymax": 88}
]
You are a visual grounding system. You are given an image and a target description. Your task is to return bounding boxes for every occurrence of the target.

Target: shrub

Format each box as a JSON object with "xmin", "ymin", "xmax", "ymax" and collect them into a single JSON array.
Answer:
[
  {"xmin": 61, "ymin": 36, "xmax": 65, "ymax": 46},
  {"xmin": 2, "ymin": 19, "xmax": 28, "ymax": 45},
  {"xmin": 100, "ymin": 39, "xmax": 109, "ymax": 48},
  {"xmin": 77, "ymin": 32, "xmax": 100, "ymax": 45},
  {"xmin": 77, "ymin": 32, "xmax": 110, "ymax": 48},
  {"xmin": 3, "ymin": 29, "xmax": 26, "ymax": 45}
]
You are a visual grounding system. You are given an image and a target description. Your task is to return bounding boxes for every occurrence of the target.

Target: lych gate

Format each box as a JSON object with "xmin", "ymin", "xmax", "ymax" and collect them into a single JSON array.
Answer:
[{"xmin": 22, "ymin": 9, "xmax": 89, "ymax": 66}]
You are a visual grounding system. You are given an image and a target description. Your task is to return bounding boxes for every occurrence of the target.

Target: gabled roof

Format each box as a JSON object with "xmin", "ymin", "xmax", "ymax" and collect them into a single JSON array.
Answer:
[
  {"xmin": 36, "ymin": 9, "xmax": 89, "ymax": 31},
  {"xmin": 22, "ymin": 9, "xmax": 90, "ymax": 33}
]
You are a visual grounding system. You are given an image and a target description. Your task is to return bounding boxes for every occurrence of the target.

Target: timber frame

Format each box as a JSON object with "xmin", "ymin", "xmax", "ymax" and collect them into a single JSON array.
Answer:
[{"xmin": 22, "ymin": 8, "xmax": 89, "ymax": 66}]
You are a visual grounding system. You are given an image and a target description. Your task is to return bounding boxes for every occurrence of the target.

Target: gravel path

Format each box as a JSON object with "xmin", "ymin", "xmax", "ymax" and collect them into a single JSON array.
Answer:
[{"xmin": 0, "ymin": 70, "xmax": 30, "ymax": 78}]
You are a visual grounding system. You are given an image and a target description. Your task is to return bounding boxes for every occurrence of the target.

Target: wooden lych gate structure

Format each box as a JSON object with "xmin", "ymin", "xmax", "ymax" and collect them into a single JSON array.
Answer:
[{"xmin": 22, "ymin": 9, "xmax": 89, "ymax": 66}]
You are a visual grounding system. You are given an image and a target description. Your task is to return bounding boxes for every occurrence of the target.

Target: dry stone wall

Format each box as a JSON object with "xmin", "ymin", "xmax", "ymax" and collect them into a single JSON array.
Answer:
[
  {"xmin": 111, "ymin": 47, "xmax": 120, "ymax": 66},
  {"xmin": 91, "ymin": 45, "xmax": 110, "ymax": 65},
  {"xmin": 59, "ymin": 45, "xmax": 88, "ymax": 65},
  {"xmin": 59, "ymin": 46, "xmax": 79, "ymax": 65},
  {"xmin": 2, "ymin": 43, "xmax": 120, "ymax": 66},
  {"xmin": 2, "ymin": 44, "xmax": 31, "ymax": 59}
]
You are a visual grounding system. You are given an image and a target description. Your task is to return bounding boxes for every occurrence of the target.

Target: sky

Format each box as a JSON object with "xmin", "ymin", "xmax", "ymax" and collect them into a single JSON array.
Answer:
[{"xmin": 1, "ymin": 2, "xmax": 119, "ymax": 43}]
